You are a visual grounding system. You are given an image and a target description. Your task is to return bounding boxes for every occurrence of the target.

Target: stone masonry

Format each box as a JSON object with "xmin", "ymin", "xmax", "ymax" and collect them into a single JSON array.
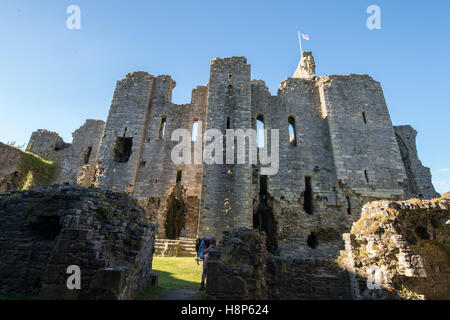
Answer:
[
  {"xmin": 0, "ymin": 185, "xmax": 157, "ymax": 299},
  {"xmin": 339, "ymin": 198, "xmax": 449, "ymax": 299},
  {"xmin": 206, "ymin": 228, "xmax": 353, "ymax": 300},
  {"xmin": 15, "ymin": 52, "xmax": 439, "ymax": 258}
]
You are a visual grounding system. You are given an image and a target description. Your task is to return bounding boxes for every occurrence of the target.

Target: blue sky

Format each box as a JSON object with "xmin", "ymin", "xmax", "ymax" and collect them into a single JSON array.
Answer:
[{"xmin": 0, "ymin": 0, "xmax": 449, "ymax": 193}]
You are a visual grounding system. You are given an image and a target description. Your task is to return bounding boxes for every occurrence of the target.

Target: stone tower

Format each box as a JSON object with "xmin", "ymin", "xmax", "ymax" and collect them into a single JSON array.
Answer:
[{"xmin": 198, "ymin": 57, "xmax": 254, "ymax": 237}]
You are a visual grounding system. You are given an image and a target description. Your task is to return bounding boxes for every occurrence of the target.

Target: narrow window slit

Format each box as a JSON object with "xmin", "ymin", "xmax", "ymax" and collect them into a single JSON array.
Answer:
[
  {"xmin": 159, "ymin": 117, "xmax": 167, "ymax": 139},
  {"xmin": 362, "ymin": 111, "xmax": 367, "ymax": 124},
  {"xmin": 304, "ymin": 176, "xmax": 314, "ymax": 215},
  {"xmin": 176, "ymin": 170, "xmax": 182, "ymax": 183},
  {"xmin": 288, "ymin": 116, "xmax": 297, "ymax": 147}
]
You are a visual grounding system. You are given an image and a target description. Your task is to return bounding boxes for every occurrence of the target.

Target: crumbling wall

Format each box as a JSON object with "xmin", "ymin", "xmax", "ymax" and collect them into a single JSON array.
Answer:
[
  {"xmin": 0, "ymin": 142, "xmax": 24, "ymax": 192},
  {"xmin": 394, "ymin": 125, "xmax": 440, "ymax": 199},
  {"xmin": 206, "ymin": 228, "xmax": 352, "ymax": 300},
  {"xmin": 0, "ymin": 142, "xmax": 58, "ymax": 193},
  {"xmin": 0, "ymin": 185, "xmax": 157, "ymax": 300},
  {"xmin": 247, "ymin": 57, "xmax": 407, "ymax": 259},
  {"xmin": 16, "ymin": 53, "xmax": 439, "ymax": 251},
  {"xmin": 26, "ymin": 120, "xmax": 105, "ymax": 186},
  {"xmin": 339, "ymin": 198, "xmax": 449, "ymax": 300}
]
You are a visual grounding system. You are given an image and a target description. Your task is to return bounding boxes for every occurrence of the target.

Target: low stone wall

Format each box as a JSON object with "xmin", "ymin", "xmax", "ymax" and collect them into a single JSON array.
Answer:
[
  {"xmin": 0, "ymin": 185, "xmax": 157, "ymax": 299},
  {"xmin": 154, "ymin": 238, "xmax": 197, "ymax": 257},
  {"xmin": 339, "ymin": 198, "xmax": 449, "ymax": 300},
  {"xmin": 206, "ymin": 228, "xmax": 352, "ymax": 300}
]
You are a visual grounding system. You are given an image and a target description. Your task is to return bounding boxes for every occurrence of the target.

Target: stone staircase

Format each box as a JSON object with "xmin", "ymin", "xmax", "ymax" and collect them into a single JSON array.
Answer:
[{"xmin": 154, "ymin": 237, "xmax": 197, "ymax": 257}]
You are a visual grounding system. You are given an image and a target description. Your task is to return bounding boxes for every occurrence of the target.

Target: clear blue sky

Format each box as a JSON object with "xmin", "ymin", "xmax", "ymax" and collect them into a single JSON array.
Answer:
[{"xmin": 0, "ymin": 0, "xmax": 449, "ymax": 193}]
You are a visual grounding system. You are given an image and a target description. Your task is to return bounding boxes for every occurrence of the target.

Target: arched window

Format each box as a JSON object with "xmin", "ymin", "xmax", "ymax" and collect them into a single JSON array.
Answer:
[
  {"xmin": 288, "ymin": 116, "xmax": 297, "ymax": 147},
  {"xmin": 256, "ymin": 114, "xmax": 264, "ymax": 148}
]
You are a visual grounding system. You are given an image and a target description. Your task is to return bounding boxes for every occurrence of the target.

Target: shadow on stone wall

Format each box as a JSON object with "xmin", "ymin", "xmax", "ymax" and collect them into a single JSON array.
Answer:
[
  {"xmin": 206, "ymin": 197, "xmax": 449, "ymax": 300},
  {"xmin": 205, "ymin": 228, "xmax": 352, "ymax": 300},
  {"xmin": 0, "ymin": 185, "xmax": 157, "ymax": 300}
]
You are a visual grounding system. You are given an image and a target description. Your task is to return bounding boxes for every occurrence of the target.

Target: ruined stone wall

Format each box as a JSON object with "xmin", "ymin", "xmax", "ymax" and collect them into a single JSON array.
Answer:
[
  {"xmin": 16, "ymin": 52, "xmax": 439, "ymax": 246},
  {"xmin": 0, "ymin": 142, "xmax": 24, "ymax": 193},
  {"xmin": 206, "ymin": 228, "xmax": 352, "ymax": 300},
  {"xmin": 394, "ymin": 125, "xmax": 439, "ymax": 199},
  {"xmin": 26, "ymin": 120, "xmax": 105, "ymax": 186},
  {"xmin": 95, "ymin": 72, "xmax": 155, "ymax": 193},
  {"xmin": 339, "ymin": 198, "xmax": 449, "ymax": 300},
  {"xmin": 91, "ymin": 72, "xmax": 206, "ymax": 238},
  {"xmin": 245, "ymin": 56, "xmax": 410, "ymax": 258},
  {"xmin": 198, "ymin": 57, "xmax": 254, "ymax": 238},
  {"xmin": 250, "ymin": 77, "xmax": 348, "ymax": 257},
  {"xmin": 320, "ymin": 74, "xmax": 406, "ymax": 199},
  {"xmin": 0, "ymin": 185, "xmax": 157, "ymax": 299}
]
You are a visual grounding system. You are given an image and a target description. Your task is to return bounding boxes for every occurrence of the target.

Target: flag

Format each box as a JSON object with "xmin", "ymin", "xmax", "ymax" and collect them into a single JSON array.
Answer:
[{"xmin": 302, "ymin": 33, "xmax": 310, "ymax": 40}]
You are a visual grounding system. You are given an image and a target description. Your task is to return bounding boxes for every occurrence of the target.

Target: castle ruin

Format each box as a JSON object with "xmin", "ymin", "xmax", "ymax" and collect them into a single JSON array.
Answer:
[{"xmin": 20, "ymin": 52, "xmax": 439, "ymax": 258}]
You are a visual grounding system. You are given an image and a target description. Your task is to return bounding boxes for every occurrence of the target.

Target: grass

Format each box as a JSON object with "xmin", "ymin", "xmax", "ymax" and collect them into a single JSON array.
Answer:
[
  {"xmin": 16, "ymin": 151, "xmax": 57, "ymax": 190},
  {"xmin": 135, "ymin": 257, "xmax": 204, "ymax": 300}
]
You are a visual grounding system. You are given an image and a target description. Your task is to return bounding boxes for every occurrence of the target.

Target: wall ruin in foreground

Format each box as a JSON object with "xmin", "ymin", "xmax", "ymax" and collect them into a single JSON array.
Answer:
[
  {"xmin": 339, "ymin": 197, "xmax": 449, "ymax": 300},
  {"xmin": 0, "ymin": 185, "xmax": 157, "ymax": 300}
]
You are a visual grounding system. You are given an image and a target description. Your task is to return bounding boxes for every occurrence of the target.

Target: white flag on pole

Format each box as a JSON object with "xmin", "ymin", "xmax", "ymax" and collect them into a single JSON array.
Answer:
[{"xmin": 302, "ymin": 33, "xmax": 310, "ymax": 40}]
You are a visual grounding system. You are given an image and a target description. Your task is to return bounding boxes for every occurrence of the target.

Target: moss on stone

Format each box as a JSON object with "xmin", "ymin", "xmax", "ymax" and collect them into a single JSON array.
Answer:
[{"xmin": 17, "ymin": 151, "xmax": 57, "ymax": 190}]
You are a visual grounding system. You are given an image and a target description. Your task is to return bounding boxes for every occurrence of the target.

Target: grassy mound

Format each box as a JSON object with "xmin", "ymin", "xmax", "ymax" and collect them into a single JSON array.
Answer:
[{"xmin": 16, "ymin": 151, "xmax": 57, "ymax": 190}]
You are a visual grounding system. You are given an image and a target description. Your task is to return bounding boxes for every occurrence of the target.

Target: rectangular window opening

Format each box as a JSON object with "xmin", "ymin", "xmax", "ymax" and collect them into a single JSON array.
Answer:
[
  {"xmin": 176, "ymin": 170, "xmax": 182, "ymax": 183},
  {"xmin": 346, "ymin": 196, "xmax": 351, "ymax": 215},
  {"xmin": 304, "ymin": 176, "xmax": 314, "ymax": 215},
  {"xmin": 113, "ymin": 137, "xmax": 132, "ymax": 163},
  {"xmin": 192, "ymin": 120, "xmax": 199, "ymax": 142},
  {"xmin": 82, "ymin": 146, "xmax": 93, "ymax": 165}
]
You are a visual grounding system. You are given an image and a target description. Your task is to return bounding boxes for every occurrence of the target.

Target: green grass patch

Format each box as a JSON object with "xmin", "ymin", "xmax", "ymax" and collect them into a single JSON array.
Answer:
[
  {"xmin": 135, "ymin": 257, "xmax": 203, "ymax": 300},
  {"xmin": 152, "ymin": 257, "xmax": 203, "ymax": 289}
]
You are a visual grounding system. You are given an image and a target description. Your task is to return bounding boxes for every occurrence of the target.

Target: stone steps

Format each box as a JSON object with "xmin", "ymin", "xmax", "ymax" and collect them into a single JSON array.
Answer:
[{"xmin": 154, "ymin": 238, "xmax": 197, "ymax": 257}]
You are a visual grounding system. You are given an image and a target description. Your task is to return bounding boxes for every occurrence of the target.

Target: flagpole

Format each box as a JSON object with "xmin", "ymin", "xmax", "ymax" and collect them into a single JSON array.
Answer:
[{"xmin": 297, "ymin": 30, "xmax": 303, "ymax": 56}]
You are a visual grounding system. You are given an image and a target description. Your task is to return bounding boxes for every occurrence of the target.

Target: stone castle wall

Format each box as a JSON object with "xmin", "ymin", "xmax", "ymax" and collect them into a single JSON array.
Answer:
[
  {"xmin": 394, "ymin": 125, "xmax": 440, "ymax": 199},
  {"xmin": 206, "ymin": 228, "xmax": 353, "ymax": 300},
  {"xmin": 19, "ymin": 52, "xmax": 440, "ymax": 255}
]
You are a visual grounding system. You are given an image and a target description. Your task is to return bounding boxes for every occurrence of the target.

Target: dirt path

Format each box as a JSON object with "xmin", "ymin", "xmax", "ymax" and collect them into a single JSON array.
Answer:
[{"xmin": 157, "ymin": 288, "xmax": 199, "ymax": 300}]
